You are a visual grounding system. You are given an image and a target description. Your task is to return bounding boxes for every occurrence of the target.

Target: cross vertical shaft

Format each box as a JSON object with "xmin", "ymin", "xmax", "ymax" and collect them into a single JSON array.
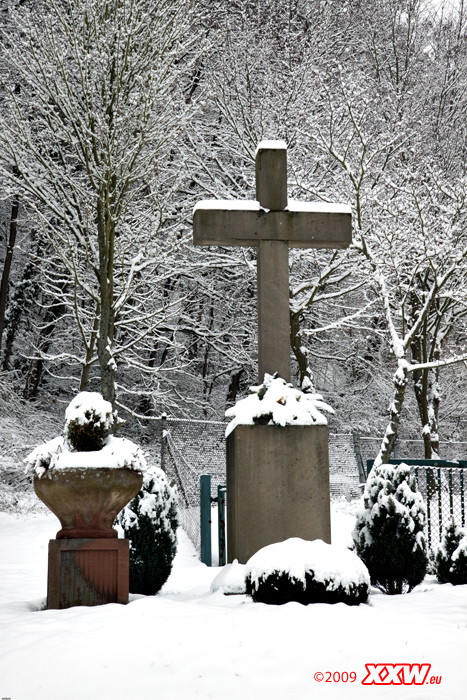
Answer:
[
  {"xmin": 256, "ymin": 144, "xmax": 291, "ymax": 382},
  {"xmin": 193, "ymin": 140, "xmax": 352, "ymax": 386}
]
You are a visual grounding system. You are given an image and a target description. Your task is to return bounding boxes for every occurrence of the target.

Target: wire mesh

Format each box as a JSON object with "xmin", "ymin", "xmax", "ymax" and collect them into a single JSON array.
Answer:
[
  {"xmin": 160, "ymin": 417, "xmax": 226, "ymax": 552},
  {"xmin": 412, "ymin": 466, "xmax": 467, "ymax": 551}
]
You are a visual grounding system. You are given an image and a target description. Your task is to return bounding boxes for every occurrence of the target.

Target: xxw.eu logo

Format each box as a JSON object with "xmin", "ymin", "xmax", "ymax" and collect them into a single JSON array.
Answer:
[{"xmin": 362, "ymin": 664, "xmax": 441, "ymax": 685}]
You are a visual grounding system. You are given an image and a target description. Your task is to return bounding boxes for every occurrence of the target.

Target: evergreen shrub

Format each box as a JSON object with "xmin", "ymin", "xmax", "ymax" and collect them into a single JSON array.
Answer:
[
  {"xmin": 245, "ymin": 538, "xmax": 370, "ymax": 606},
  {"xmin": 353, "ymin": 463, "xmax": 428, "ymax": 594},
  {"xmin": 435, "ymin": 518, "xmax": 467, "ymax": 585},
  {"xmin": 118, "ymin": 466, "xmax": 178, "ymax": 595}
]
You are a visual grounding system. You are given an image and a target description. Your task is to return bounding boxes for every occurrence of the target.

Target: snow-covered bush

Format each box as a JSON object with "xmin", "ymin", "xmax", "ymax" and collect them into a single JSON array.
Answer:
[
  {"xmin": 64, "ymin": 392, "xmax": 114, "ymax": 451},
  {"xmin": 435, "ymin": 518, "xmax": 467, "ymax": 585},
  {"xmin": 353, "ymin": 463, "xmax": 428, "ymax": 594},
  {"xmin": 225, "ymin": 373, "xmax": 333, "ymax": 437},
  {"xmin": 245, "ymin": 538, "xmax": 370, "ymax": 606},
  {"xmin": 117, "ymin": 466, "xmax": 178, "ymax": 595}
]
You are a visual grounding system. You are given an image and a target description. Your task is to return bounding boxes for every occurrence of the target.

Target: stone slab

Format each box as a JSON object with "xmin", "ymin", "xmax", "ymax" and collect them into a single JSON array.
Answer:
[
  {"xmin": 226, "ymin": 424, "xmax": 331, "ymax": 563},
  {"xmin": 47, "ymin": 538, "xmax": 129, "ymax": 609}
]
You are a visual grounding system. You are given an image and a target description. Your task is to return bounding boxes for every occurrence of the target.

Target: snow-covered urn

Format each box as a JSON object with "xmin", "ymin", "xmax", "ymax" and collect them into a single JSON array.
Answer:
[
  {"xmin": 117, "ymin": 466, "xmax": 178, "ymax": 595},
  {"xmin": 25, "ymin": 392, "xmax": 145, "ymax": 539},
  {"xmin": 435, "ymin": 518, "xmax": 467, "ymax": 585},
  {"xmin": 353, "ymin": 463, "xmax": 428, "ymax": 594},
  {"xmin": 245, "ymin": 538, "xmax": 370, "ymax": 606},
  {"xmin": 225, "ymin": 373, "xmax": 333, "ymax": 437}
]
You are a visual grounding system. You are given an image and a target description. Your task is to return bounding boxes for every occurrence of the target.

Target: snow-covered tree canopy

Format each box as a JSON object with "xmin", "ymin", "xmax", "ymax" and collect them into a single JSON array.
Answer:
[{"xmin": 1, "ymin": 0, "xmax": 467, "ymax": 447}]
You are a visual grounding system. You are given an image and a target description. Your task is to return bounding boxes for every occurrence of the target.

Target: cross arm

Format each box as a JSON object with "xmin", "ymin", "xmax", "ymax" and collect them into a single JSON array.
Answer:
[{"xmin": 193, "ymin": 200, "xmax": 352, "ymax": 249}]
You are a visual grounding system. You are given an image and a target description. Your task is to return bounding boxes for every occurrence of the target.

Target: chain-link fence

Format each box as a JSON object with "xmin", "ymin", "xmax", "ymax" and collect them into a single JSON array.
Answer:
[
  {"xmin": 159, "ymin": 417, "xmax": 226, "ymax": 552},
  {"xmin": 412, "ymin": 465, "xmax": 466, "ymax": 551},
  {"xmin": 358, "ymin": 437, "xmax": 467, "ymax": 466}
]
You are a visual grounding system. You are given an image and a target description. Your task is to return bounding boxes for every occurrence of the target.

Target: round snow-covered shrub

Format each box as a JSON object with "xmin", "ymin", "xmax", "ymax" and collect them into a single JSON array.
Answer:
[
  {"xmin": 245, "ymin": 538, "xmax": 370, "ymax": 606},
  {"xmin": 117, "ymin": 466, "xmax": 178, "ymax": 595},
  {"xmin": 65, "ymin": 391, "xmax": 114, "ymax": 451},
  {"xmin": 435, "ymin": 518, "xmax": 467, "ymax": 585},
  {"xmin": 353, "ymin": 463, "xmax": 428, "ymax": 594}
]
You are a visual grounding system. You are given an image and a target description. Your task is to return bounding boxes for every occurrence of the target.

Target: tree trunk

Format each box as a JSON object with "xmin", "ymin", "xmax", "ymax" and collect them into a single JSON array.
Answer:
[
  {"xmin": 290, "ymin": 310, "xmax": 314, "ymax": 391},
  {"xmin": 23, "ymin": 303, "xmax": 63, "ymax": 400},
  {"xmin": 226, "ymin": 367, "xmax": 244, "ymax": 406},
  {"xmin": 0, "ymin": 195, "xmax": 19, "ymax": 350},
  {"xmin": 96, "ymin": 192, "xmax": 115, "ymax": 406},
  {"xmin": 411, "ymin": 327, "xmax": 441, "ymax": 459},
  {"xmin": 79, "ymin": 303, "xmax": 100, "ymax": 391},
  {"xmin": 374, "ymin": 362, "xmax": 409, "ymax": 467}
]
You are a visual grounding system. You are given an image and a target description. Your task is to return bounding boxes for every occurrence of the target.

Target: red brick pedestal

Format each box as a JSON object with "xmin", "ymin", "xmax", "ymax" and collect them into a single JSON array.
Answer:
[{"xmin": 47, "ymin": 538, "xmax": 130, "ymax": 609}]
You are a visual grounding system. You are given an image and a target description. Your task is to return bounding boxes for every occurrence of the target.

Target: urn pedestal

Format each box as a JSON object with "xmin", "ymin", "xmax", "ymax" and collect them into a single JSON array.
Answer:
[
  {"xmin": 34, "ymin": 467, "xmax": 142, "ymax": 608},
  {"xmin": 47, "ymin": 538, "xmax": 130, "ymax": 609}
]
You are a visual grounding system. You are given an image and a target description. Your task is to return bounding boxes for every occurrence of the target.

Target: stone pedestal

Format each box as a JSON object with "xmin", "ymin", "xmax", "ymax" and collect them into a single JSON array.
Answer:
[
  {"xmin": 47, "ymin": 538, "xmax": 130, "ymax": 609},
  {"xmin": 226, "ymin": 424, "xmax": 331, "ymax": 564}
]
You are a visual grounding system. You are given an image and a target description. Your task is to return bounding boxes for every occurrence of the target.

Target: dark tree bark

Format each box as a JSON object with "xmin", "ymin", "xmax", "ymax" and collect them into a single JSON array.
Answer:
[{"xmin": 0, "ymin": 195, "xmax": 19, "ymax": 350}]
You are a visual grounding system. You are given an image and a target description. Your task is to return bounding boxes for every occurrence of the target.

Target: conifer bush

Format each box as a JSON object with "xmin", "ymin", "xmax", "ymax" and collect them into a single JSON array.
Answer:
[
  {"xmin": 353, "ymin": 463, "xmax": 428, "ymax": 594},
  {"xmin": 435, "ymin": 518, "xmax": 467, "ymax": 585},
  {"xmin": 117, "ymin": 466, "xmax": 178, "ymax": 595},
  {"xmin": 245, "ymin": 538, "xmax": 370, "ymax": 606}
]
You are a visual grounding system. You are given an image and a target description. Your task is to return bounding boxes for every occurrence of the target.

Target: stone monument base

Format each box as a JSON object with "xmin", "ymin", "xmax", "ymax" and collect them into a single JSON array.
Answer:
[
  {"xmin": 47, "ymin": 538, "xmax": 130, "ymax": 609},
  {"xmin": 226, "ymin": 424, "xmax": 331, "ymax": 563}
]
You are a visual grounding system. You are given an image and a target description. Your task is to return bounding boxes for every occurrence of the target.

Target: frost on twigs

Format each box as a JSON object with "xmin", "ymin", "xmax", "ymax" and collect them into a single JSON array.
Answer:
[
  {"xmin": 353, "ymin": 463, "xmax": 428, "ymax": 594},
  {"xmin": 24, "ymin": 392, "xmax": 146, "ymax": 477},
  {"xmin": 435, "ymin": 518, "xmax": 467, "ymax": 585},
  {"xmin": 117, "ymin": 465, "xmax": 179, "ymax": 595},
  {"xmin": 225, "ymin": 373, "xmax": 333, "ymax": 437},
  {"xmin": 245, "ymin": 538, "xmax": 370, "ymax": 606},
  {"xmin": 64, "ymin": 392, "xmax": 114, "ymax": 451}
]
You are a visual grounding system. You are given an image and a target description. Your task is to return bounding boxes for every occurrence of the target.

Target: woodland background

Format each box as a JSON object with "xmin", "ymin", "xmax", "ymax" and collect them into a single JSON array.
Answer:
[{"xmin": 1, "ymin": 0, "xmax": 467, "ymax": 463}]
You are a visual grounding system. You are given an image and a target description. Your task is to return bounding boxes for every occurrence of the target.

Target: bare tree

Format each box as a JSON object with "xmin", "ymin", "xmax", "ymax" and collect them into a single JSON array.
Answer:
[{"xmin": 0, "ymin": 0, "xmax": 204, "ymax": 406}]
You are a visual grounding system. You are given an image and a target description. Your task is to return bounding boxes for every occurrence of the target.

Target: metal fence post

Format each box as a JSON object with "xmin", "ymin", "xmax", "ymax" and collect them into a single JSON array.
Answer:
[
  {"xmin": 200, "ymin": 475, "xmax": 212, "ymax": 566},
  {"xmin": 218, "ymin": 485, "xmax": 226, "ymax": 567}
]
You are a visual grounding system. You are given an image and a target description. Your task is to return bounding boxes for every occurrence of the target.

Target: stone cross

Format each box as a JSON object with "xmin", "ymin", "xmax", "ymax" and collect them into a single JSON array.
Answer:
[{"xmin": 193, "ymin": 141, "xmax": 352, "ymax": 383}]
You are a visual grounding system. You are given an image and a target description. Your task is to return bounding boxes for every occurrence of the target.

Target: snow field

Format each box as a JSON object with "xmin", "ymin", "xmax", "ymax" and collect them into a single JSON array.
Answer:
[{"xmin": 0, "ymin": 503, "xmax": 466, "ymax": 700}]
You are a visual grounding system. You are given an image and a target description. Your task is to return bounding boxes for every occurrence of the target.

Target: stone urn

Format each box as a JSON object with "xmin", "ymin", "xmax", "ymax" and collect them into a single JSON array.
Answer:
[{"xmin": 34, "ymin": 467, "xmax": 143, "ymax": 539}]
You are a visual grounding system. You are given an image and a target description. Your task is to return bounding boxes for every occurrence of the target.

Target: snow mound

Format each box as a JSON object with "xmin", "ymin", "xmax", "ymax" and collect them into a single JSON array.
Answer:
[
  {"xmin": 225, "ymin": 373, "xmax": 333, "ymax": 437},
  {"xmin": 25, "ymin": 435, "xmax": 147, "ymax": 477},
  {"xmin": 210, "ymin": 560, "xmax": 246, "ymax": 594}
]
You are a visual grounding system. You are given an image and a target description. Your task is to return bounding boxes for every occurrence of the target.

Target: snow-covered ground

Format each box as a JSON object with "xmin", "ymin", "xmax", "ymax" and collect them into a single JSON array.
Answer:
[{"xmin": 0, "ymin": 500, "xmax": 466, "ymax": 700}]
